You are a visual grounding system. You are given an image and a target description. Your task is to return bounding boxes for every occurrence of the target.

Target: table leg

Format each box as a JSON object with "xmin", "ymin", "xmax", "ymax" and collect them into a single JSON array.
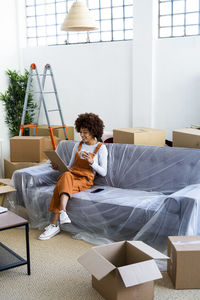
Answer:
[{"xmin": 25, "ymin": 223, "xmax": 31, "ymax": 275}]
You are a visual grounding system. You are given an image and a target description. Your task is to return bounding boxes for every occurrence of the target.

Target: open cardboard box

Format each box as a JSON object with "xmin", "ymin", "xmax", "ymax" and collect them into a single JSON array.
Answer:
[
  {"xmin": 0, "ymin": 179, "xmax": 16, "ymax": 206},
  {"xmin": 78, "ymin": 241, "xmax": 168, "ymax": 300}
]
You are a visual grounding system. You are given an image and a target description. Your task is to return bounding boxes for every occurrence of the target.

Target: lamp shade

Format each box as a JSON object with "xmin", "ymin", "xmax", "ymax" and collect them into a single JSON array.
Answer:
[{"xmin": 61, "ymin": 1, "xmax": 97, "ymax": 32}]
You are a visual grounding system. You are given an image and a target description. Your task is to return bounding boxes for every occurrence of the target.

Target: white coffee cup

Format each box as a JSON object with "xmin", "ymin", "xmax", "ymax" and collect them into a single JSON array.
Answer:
[{"xmin": 80, "ymin": 150, "xmax": 88, "ymax": 159}]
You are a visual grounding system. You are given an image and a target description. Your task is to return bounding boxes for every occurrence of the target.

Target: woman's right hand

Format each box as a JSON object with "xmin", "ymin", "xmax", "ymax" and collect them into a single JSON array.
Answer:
[{"xmin": 51, "ymin": 162, "xmax": 59, "ymax": 170}]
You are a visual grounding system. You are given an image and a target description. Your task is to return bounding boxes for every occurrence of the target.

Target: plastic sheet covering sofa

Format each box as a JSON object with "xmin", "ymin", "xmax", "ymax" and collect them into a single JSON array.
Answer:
[{"xmin": 6, "ymin": 140, "xmax": 200, "ymax": 252}]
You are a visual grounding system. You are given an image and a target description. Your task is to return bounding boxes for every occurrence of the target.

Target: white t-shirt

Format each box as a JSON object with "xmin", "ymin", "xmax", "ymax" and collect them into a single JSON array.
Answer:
[{"xmin": 68, "ymin": 142, "xmax": 108, "ymax": 177}]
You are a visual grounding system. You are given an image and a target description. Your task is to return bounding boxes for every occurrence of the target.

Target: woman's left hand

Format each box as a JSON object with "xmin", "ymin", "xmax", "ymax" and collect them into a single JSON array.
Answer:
[{"xmin": 82, "ymin": 151, "xmax": 94, "ymax": 165}]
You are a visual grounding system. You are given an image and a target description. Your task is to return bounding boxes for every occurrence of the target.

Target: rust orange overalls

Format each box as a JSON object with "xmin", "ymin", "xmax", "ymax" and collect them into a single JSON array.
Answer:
[{"xmin": 49, "ymin": 141, "xmax": 103, "ymax": 214}]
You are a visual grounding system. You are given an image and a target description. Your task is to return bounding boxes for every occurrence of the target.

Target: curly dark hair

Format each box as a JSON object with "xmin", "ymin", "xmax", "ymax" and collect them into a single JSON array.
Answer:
[{"xmin": 75, "ymin": 113, "xmax": 104, "ymax": 140}]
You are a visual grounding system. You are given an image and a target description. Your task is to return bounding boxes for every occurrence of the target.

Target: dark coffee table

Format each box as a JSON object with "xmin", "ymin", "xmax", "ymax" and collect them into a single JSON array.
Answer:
[{"xmin": 0, "ymin": 210, "xmax": 30, "ymax": 275}]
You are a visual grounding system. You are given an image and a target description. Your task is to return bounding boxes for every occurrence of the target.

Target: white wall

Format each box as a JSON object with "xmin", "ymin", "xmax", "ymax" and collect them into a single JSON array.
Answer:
[
  {"xmin": 20, "ymin": 41, "xmax": 132, "ymax": 140},
  {"xmin": 155, "ymin": 37, "xmax": 200, "ymax": 140},
  {"xmin": 0, "ymin": 0, "xmax": 20, "ymax": 159}
]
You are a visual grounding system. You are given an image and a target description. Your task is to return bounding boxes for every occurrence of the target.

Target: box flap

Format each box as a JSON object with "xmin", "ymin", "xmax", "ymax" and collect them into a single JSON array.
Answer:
[
  {"xmin": 128, "ymin": 241, "xmax": 169, "ymax": 260},
  {"xmin": 78, "ymin": 248, "xmax": 116, "ymax": 280},
  {"xmin": 0, "ymin": 179, "xmax": 16, "ymax": 195},
  {"xmin": 118, "ymin": 260, "xmax": 162, "ymax": 287}
]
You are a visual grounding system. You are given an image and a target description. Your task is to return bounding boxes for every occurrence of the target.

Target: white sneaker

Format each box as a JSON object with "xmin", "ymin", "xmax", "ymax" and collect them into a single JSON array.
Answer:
[
  {"xmin": 60, "ymin": 210, "xmax": 71, "ymax": 224},
  {"xmin": 39, "ymin": 224, "xmax": 60, "ymax": 240}
]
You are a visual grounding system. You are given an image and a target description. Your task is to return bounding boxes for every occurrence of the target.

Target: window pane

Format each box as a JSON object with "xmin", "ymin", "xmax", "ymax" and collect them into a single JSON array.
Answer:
[
  {"xmin": 173, "ymin": 26, "xmax": 184, "ymax": 36},
  {"xmin": 113, "ymin": 31, "xmax": 124, "ymax": 40},
  {"xmin": 101, "ymin": 20, "xmax": 111, "ymax": 31},
  {"xmin": 26, "ymin": 0, "xmax": 35, "ymax": 5},
  {"xmin": 186, "ymin": 0, "xmax": 199, "ymax": 12},
  {"xmin": 101, "ymin": 31, "xmax": 112, "ymax": 41},
  {"xmin": 46, "ymin": 14, "xmax": 56, "ymax": 25},
  {"xmin": 56, "ymin": 2, "xmax": 67, "ymax": 13},
  {"xmin": 88, "ymin": 0, "xmax": 99, "ymax": 9},
  {"xmin": 36, "ymin": 0, "xmax": 45, "ymax": 4},
  {"xmin": 113, "ymin": 7, "xmax": 123, "ymax": 19},
  {"xmin": 125, "ymin": 18, "xmax": 133, "ymax": 30},
  {"xmin": 159, "ymin": 27, "xmax": 171, "ymax": 38},
  {"xmin": 160, "ymin": 15, "xmax": 171, "ymax": 27},
  {"xmin": 173, "ymin": 1, "xmax": 184, "ymax": 14},
  {"xmin": 186, "ymin": 13, "xmax": 199, "ymax": 25},
  {"xmin": 37, "ymin": 26, "xmax": 46, "ymax": 36},
  {"xmin": 125, "ymin": 6, "xmax": 133, "ymax": 18},
  {"xmin": 173, "ymin": 14, "xmax": 184, "ymax": 26},
  {"xmin": 91, "ymin": 9, "xmax": 99, "ymax": 21},
  {"xmin": 101, "ymin": 0, "xmax": 111, "ymax": 8},
  {"xmin": 46, "ymin": 25, "xmax": 56, "ymax": 36},
  {"xmin": 186, "ymin": 25, "xmax": 199, "ymax": 35},
  {"xmin": 101, "ymin": 8, "xmax": 111, "ymax": 20},
  {"xmin": 26, "ymin": 6, "xmax": 35, "ymax": 16},
  {"xmin": 57, "ymin": 13, "xmax": 66, "ymax": 24},
  {"xmin": 27, "ymin": 27, "xmax": 37, "ymax": 37},
  {"xmin": 160, "ymin": 2, "xmax": 171, "ymax": 15},
  {"xmin": 125, "ymin": 30, "xmax": 133, "ymax": 39},
  {"xmin": 27, "ymin": 38, "xmax": 37, "ymax": 47},
  {"xmin": 47, "ymin": 36, "xmax": 57, "ymax": 45},
  {"xmin": 112, "ymin": 0, "xmax": 123, "ymax": 6},
  {"xmin": 113, "ymin": 19, "xmax": 124, "ymax": 30},
  {"xmin": 27, "ymin": 17, "xmax": 36, "ymax": 27},
  {"xmin": 46, "ymin": 4, "xmax": 56, "ymax": 14},
  {"xmin": 57, "ymin": 35, "xmax": 67, "ymax": 44},
  {"xmin": 38, "ymin": 37, "xmax": 46, "ymax": 46},
  {"xmin": 89, "ymin": 32, "xmax": 101, "ymax": 42},
  {"xmin": 36, "ymin": 5, "xmax": 45, "ymax": 15},
  {"xmin": 36, "ymin": 15, "xmax": 46, "ymax": 26}
]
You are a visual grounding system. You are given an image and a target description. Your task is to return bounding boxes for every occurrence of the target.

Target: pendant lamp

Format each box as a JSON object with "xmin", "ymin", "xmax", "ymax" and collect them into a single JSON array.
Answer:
[{"xmin": 61, "ymin": 1, "xmax": 97, "ymax": 32}]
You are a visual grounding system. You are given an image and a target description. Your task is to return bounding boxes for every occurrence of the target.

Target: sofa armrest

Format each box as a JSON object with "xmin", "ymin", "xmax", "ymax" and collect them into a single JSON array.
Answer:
[
  {"xmin": 12, "ymin": 161, "xmax": 61, "ymax": 188},
  {"xmin": 164, "ymin": 184, "xmax": 200, "ymax": 235}
]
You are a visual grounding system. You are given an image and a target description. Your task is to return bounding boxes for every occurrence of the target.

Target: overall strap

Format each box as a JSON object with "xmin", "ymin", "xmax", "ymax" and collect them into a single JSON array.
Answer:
[
  {"xmin": 77, "ymin": 141, "xmax": 83, "ymax": 151},
  {"xmin": 93, "ymin": 142, "xmax": 103, "ymax": 155}
]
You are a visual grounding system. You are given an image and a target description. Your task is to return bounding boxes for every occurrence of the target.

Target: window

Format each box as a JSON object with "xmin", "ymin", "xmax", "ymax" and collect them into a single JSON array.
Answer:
[
  {"xmin": 25, "ymin": 0, "xmax": 133, "ymax": 46},
  {"xmin": 159, "ymin": 0, "xmax": 200, "ymax": 38}
]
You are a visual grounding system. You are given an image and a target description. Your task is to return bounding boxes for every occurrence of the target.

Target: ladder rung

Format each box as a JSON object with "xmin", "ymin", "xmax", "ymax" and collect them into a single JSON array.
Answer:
[
  {"xmin": 32, "ymin": 91, "xmax": 55, "ymax": 94},
  {"xmin": 48, "ymin": 109, "xmax": 60, "ymax": 112},
  {"xmin": 31, "ymin": 74, "xmax": 51, "ymax": 76},
  {"xmin": 24, "ymin": 108, "xmax": 40, "ymax": 111}
]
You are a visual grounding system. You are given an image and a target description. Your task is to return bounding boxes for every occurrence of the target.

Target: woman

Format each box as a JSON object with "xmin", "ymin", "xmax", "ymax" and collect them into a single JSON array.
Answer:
[{"xmin": 39, "ymin": 113, "xmax": 108, "ymax": 240}]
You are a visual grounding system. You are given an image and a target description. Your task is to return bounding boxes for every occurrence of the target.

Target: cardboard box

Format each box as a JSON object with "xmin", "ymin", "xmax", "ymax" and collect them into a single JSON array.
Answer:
[
  {"xmin": 78, "ymin": 241, "xmax": 168, "ymax": 300},
  {"xmin": 4, "ymin": 158, "xmax": 46, "ymax": 179},
  {"xmin": 173, "ymin": 128, "xmax": 200, "ymax": 149},
  {"xmin": 10, "ymin": 136, "xmax": 60, "ymax": 162},
  {"xmin": 29, "ymin": 125, "xmax": 74, "ymax": 140},
  {"xmin": 0, "ymin": 178, "xmax": 16, "ymax": 206},
  {"xmin": 113, "ymin": 127, "xmax": 166, "ymax": 146},
  {"xmin": 168, "ymin": 236, "xmax": 200, "ymax": 289}
]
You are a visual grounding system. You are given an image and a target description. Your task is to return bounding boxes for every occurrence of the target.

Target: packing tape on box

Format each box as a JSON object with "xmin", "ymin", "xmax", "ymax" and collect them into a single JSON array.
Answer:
[{"xmin": 172, "ymin": 240, "xmax": 200, "ymax": 245}]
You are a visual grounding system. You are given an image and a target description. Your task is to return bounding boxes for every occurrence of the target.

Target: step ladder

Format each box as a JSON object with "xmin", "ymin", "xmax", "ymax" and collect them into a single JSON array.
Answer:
[{"xmin": 19, "ymin": 63, "xmax": 69, "ymax": 150}]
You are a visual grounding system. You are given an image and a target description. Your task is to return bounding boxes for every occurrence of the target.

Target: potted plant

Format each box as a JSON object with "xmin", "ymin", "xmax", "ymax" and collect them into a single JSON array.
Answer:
[{"xmin": 0, "ymin": 69, "xmax": 37, "ymax": 136}]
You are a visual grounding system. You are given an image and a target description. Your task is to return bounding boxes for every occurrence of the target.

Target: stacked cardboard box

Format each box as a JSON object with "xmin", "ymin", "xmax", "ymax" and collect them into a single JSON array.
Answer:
[
  {"xmin": 168, "ymin": 236, "xmax": 200, "ymax": 289},
  {"xmin": 29, "ymin": 124, "xmax": 74, "ymax": 140},
  {"xmin": 113, "ymin": 127, "xmax": 166, "ymax": 146},
  {"xmin": 4, "ymin": 136, "xmax": 60, "ymax": 178},
  {"xmin": 173, "ymin": 128, "xmax": 200, "ymax": 149}
]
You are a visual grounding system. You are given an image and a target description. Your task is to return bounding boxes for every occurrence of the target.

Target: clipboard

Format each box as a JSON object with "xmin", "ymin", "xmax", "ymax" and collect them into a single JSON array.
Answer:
[{"xmin": 44, "ymin": 150, "xmax": 70, "ymax": 173}]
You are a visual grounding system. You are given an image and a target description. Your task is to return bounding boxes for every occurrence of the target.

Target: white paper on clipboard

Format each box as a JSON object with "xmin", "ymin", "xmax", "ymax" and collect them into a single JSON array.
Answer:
[{"xmin": 44, "ymin": 150, "xmax": 70, "ymax": 173}]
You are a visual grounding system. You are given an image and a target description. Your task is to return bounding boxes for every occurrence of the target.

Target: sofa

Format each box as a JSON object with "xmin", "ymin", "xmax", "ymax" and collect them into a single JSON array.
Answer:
[{"xmin": 7, "ymin": 140, "xmax": 200, "ymax": 251}]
